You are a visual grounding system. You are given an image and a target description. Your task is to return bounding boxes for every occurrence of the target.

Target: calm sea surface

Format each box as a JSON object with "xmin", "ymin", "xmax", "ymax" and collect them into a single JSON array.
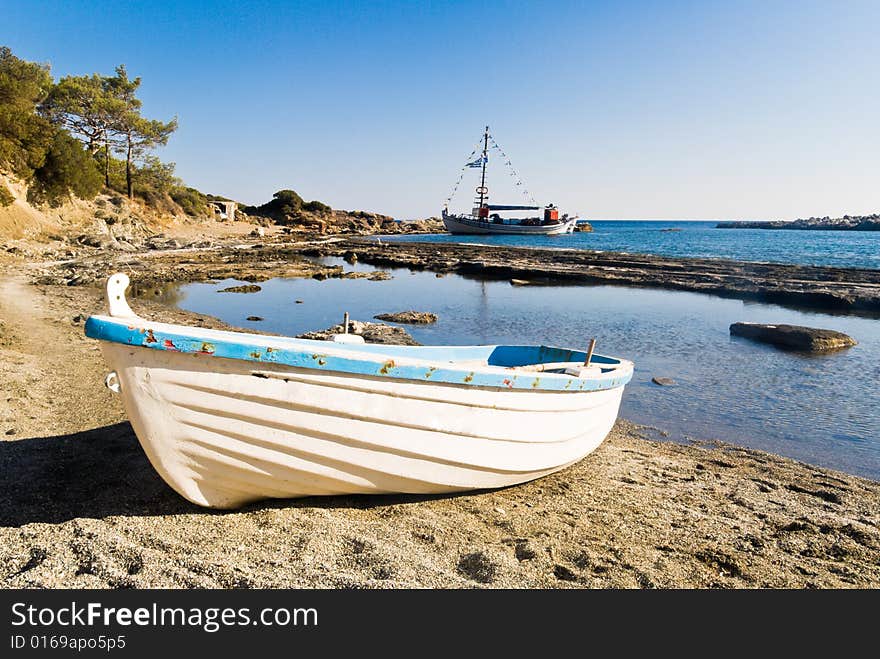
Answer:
[
  {"xmin": 155, "ymin": 255, "xmax": 880, "ymax": 481},
  {"xmin": 388, "ymin": 220, "xmax": 880, "ymax": 269}
]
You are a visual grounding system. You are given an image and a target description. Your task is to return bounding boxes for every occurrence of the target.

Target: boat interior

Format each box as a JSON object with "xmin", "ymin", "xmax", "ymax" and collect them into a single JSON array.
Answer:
[{"xmin": 87, "ymin": 314, "xmax": 630, "ymax": 378}]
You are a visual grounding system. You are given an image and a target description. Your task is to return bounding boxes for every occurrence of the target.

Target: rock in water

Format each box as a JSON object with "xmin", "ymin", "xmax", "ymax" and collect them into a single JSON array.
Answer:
[
  {"xmin": 217, "ymin": 284, "xmax": 262, "ymax": 294},
  {"xmin": 729, "ymin": 322, "xmax": 856, "ymax": 352},
  {"xmin": 340, "ymin": 270, "xmax": 392, "ymax": 281},
  {"xmin": 373, "ymin": 311, "xmax": 438, "ymax": 324},
  {"xmin": 297, "ymin": 320, "xmax": 420, "ymax": 346},
  {"xmin": 246, "ymin": 316, "xmax": 264, "ymax": 321},
  {"xmin": 652, "ymin": 377, "xmax": 675, "ymax": 386}
]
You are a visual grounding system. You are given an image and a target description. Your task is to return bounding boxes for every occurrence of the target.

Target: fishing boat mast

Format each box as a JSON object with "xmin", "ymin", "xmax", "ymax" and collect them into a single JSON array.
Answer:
[{"xmin": 477, "ymin": 125, "xmax": 489, "ymax": 212}]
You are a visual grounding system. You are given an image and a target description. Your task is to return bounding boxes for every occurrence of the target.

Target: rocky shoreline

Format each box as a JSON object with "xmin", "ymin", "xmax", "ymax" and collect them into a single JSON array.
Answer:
[
  {"xmin": 717, "ymin": 215, "xmax": 880, "ymax": 231},
  {"xmin": 16, "ymin": 229, "xmax": 880, "ymax": 315},
  {"xmin": 297, "ymin": 238, "xmax": 880, "ymax": 315}
]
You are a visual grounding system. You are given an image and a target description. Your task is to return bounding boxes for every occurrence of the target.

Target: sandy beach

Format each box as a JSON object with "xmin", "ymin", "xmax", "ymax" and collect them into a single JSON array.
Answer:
[{"xmin": 2, "ymin": 237, "xmax": 879, "ymax": 589}]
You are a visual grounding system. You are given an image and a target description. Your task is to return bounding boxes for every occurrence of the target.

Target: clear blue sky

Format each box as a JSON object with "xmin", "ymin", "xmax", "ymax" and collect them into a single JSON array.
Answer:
[{"xmin": 5, "ymin": 0, "xmax": 879, "ymax": 219}]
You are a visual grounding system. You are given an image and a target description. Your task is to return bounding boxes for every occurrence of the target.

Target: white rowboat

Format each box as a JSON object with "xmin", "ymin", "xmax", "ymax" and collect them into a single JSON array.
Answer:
[{"xmin": 86, "ymin": 273, "xmax": 633, "ymax": 508}]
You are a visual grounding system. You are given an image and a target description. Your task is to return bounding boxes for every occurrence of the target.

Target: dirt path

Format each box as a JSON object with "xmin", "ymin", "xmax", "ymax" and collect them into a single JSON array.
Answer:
[
  {"xmin": 1, "ymin": 270, "xmax": 879, "ymax": 588},
  {"xmin": 0, "ymin": 274, "xmax": 122, "ymax": 440}
]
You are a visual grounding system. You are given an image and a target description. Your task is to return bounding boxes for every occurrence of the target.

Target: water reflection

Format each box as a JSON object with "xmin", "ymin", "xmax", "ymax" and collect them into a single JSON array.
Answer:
[{"xmin": 131, "ymin": 282, "xmax": 186, "ymax": 306}]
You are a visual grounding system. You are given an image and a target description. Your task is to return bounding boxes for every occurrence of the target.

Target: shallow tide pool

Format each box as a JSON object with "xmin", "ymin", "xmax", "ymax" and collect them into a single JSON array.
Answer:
[{"xmin": 148, "ymin": 258, "xmax": 880, "ymax": 481}]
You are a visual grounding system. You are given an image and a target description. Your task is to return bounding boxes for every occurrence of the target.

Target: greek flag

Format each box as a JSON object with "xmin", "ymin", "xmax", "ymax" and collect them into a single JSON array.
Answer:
[{"xmin": 466, "ymin": 155, "xmax": 487, "ymax": 168}]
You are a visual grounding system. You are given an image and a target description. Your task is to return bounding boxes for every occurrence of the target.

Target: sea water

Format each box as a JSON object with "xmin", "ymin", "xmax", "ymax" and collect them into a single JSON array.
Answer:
[
  {"xmin": 388, "ymin": 220, "xmax": 880, "ymax": 269},
  {"xmin": 154, "ymin": 257, "xmax": 880, "ymax": 481}
]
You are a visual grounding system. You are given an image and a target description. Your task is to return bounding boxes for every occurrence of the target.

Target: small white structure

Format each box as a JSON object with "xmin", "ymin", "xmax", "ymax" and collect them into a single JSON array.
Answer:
[{"xmin": 209, "ymin": 200, "xmax": 237, "ymax": 222}]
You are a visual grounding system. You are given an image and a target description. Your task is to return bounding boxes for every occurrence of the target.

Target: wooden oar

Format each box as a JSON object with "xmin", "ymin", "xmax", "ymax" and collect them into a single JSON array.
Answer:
[{"xmin": 585, "ymin": 338, "xmax": 596, "ymax": 366}]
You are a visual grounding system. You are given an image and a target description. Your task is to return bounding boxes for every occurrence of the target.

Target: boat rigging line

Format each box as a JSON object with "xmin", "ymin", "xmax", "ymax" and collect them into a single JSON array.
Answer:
[
  {"xmin": 443, "ymin": 135, "xmax": 485, "ymax": 209},
  {"xmin": 443, "ymin": 126, "xmax": 539, "ymax": 210},
  {"xmin": 488, "ymin": 134, "xmax": 538, "ymax": 206}
]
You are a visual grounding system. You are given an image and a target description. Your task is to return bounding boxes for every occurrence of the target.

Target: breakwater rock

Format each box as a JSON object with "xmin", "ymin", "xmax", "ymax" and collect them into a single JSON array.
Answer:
[
  {"xmin": 717, "ymin": 215, "xmax": 880, "ymax": 231},
  {"xmin": 729, "ymin": 323, "xmax": 857, "ymax": 352}
]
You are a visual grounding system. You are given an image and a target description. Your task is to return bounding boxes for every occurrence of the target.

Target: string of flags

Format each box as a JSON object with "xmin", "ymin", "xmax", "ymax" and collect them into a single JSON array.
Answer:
[
  {"xmin": 488, "ymin": 136, "xmax": 537, "ymax": 206},
  {"xmin": 444, "ymin": 131, "xmax": 537, "ymax": 209},
  {"xmin": 444, "ymin": 138, "xmax": 484, "ymax": 208}
]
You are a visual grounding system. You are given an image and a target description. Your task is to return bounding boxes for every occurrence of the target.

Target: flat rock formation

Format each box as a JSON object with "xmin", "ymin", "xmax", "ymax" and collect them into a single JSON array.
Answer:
[
  {"xmin": 509, "ymin": 278, "xmax": 557, "ymax": 286},
  {"xmin": 217, "ymin": 284, "xmax": 261, "ymax": 293},
  {"xmin": 730, "ymin": 322, "xmax": 857, "ymax": 352},
  {"xmin": 341, "ymin": 270, "xmax": 392, "ymax": 281},
  {"xmin": 297, "ymin": 320, "xmax": 420, "ymax": 345},
  {"xmin": 717, "ymin": 215, "xmax": 880, "ymax": 231},
  {"xmin": 373, "ymin": 311, "xmax": 438, "ymax": 324},
  {"xmin": 17, "ymin": 229, "xmax": 880, "ymax": 315},
  {"xmin": 297, "ymin": 239, "xmax": 880, "ymax": 315}
]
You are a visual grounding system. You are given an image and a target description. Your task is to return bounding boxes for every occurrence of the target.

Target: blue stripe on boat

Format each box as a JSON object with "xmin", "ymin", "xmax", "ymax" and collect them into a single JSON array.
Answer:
[{"xmin": 84, "ymin": 316, "xmax": 632, "ymax": 392}]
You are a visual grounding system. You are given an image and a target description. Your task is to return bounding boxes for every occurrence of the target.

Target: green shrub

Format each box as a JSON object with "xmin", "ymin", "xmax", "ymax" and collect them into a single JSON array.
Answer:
[
  {"xmin": 28, "ymin": 129, "xmax": 102, "ymax": 206},
  {"xmin": 134, "ymin": 155, "xmax": 177, "ymax": 195},
  {"xmin": 170, "ymin": 186, "xmax": 209, "ymax": 216},
  {"xmin": 0, "ymin": 47, "xmax": 54, "ymax": 179},
  {"xmin": 105, "ymin": 156, "xmax": 128, "ymax": 195},
  {"xmin": 302, "ymin": 199, "xmax": 331, "ymax": 214},
  {"xmin": 136, "ymin": 187, "xmax": 163, "ymax": 207},
  {"xmin": 242, "ymin": 189, "xmax": 331, "ymax": 223},
  {"xmin": 271, "ymin": 189, "xmax": 303, "ymax": 211},
  {"xmin": 0, "ymin": 184, "xmax": 14, "ymax": 207}
]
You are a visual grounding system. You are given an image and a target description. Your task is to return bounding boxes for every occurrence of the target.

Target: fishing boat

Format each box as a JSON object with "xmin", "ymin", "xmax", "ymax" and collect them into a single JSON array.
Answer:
[
  {"xmin": 441, "ymin": 126, "xmax": 579, "ymax": 235},
  {"xmin": 85, "ymin": 273, "xmax": 633, "ymax": 509}
]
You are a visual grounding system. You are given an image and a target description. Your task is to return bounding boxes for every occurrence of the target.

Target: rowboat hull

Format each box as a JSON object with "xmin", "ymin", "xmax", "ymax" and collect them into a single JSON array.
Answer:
[
  {"xmin": 87, "ymin": 273, "xmax": 632, "ymax": 509},
  {"xmin": 442, "ymin": 214, "xmax": 577, "ymax": 235},
  {"xmin": 99, "ymin": 342, "xmax": 625, "ymax": 508}
]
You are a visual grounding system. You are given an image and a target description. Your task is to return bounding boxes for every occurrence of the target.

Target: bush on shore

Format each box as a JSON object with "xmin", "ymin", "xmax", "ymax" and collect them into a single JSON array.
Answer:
[
  {"xmin": 243, "ymin": 188, "xmax": 332, "ymax": 224},
  {"xmin": 27, "ymin": 130, "xmax": 103, "ymax": 206}
]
